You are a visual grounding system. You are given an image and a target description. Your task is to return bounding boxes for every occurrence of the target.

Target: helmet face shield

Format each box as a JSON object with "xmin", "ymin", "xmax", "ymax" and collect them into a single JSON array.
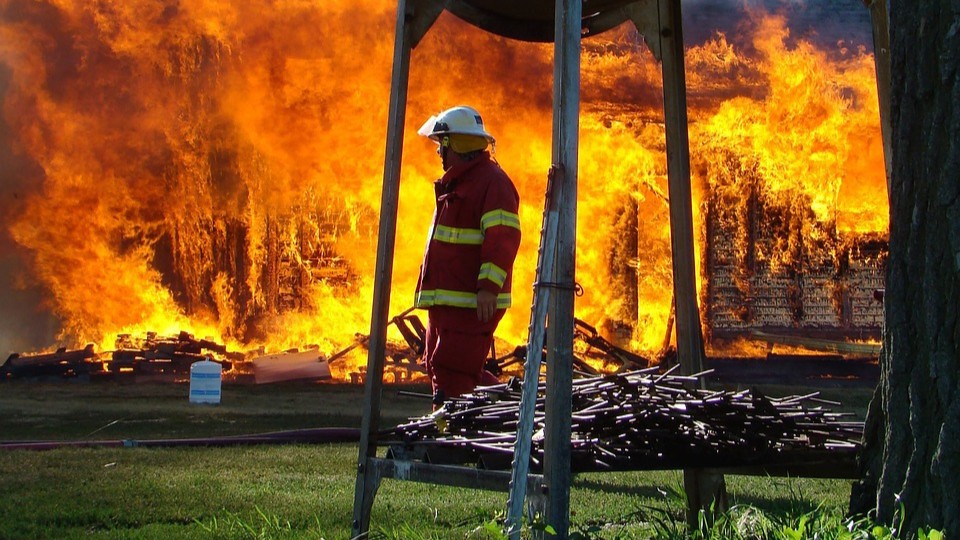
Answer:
[{"xmin": 417, "ymin": 115, "xmax": 442, "ymax": 141}]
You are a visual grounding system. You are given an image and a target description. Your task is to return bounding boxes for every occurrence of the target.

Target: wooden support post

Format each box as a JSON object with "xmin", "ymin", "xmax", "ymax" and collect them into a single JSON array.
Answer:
[
  {"xmin": 350, "ymin": 1, "xmax": 443, "ymax": 536},
  {"xmin": 655, "ymin": 0, "xmax": 728, "ymax": 528},
  {"xmin": 864, "ymin": 0, "xmax": 892, "ymax": 194},
  {"xmin": 543, "ymin": 0, "xmax": 581, "ymax": 537}
]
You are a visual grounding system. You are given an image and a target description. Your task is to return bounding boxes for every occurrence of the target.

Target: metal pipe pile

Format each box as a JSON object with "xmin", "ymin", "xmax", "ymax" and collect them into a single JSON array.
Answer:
[{"xmin": 390, "ymin": 366, "xmax": 864, "ymax": 473}]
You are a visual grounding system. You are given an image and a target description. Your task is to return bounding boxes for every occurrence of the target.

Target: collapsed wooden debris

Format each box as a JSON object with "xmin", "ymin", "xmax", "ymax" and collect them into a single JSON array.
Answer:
[
  {"xmin": 334, "ymin": 308, "xmax": 429, "ymax": 384},
  {"xmin": 109, "ymin": 331, "xmax": 240, "ymax": 378},
  {"xmin": 388, "ymin": 366, "xmax": 863, "ymax": 475},
  {"xmin": 1, "ymin": 344, "xmax": 97, "ymax": 379},
  {"xmin": 1, "ymin": 332, "xmax": 240, "ymax": 381},
  {"xmin": 1, "ymin": 310, "xmax": 877, "ymax": 388}
]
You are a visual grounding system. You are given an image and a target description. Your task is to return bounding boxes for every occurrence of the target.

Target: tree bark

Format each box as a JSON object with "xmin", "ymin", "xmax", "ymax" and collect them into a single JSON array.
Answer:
[{"xmin": 852, "ymin": 2, "xmax": 960, "ymax": 538}]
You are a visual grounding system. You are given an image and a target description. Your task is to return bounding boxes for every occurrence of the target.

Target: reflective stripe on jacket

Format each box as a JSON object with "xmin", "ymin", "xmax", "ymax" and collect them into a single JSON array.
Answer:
[{"xmin": 415, "ymin": 151, "xmax": 521, "ymax": 316}]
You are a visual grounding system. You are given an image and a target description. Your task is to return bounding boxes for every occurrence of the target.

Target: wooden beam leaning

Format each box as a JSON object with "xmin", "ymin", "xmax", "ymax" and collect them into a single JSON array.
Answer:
[
  {"xmin": 863, "ymin": 0, "xmax": 892, "ymax": 194},
  {"xmin": 657, "ymin": 0, "xmax": 700, "ymax": 380},
  {"xmin": 653, "ymin": 0, "xmax": 729, "ymax": 526},
  {"xmin": 543, "ymin": 0, "xmax": 582, "ymax": 537},
  {"xmin": 350, "ymin": 1, "xmax": 445, "ymax": 536},
  {"xmin": 505, "ymin": 166, "xmax": 564, "ymax": 538}
]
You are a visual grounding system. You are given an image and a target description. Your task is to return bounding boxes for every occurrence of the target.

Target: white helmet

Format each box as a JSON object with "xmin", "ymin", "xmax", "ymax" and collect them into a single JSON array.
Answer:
[{"xmin": 417, "ymin": 105, "xmax": 496, "ymax": 145}]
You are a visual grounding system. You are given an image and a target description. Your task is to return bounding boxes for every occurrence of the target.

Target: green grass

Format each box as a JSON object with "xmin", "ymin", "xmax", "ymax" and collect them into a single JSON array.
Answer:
[
  {"xmin": 0, "ymin": 380, "xmax": 428, "ymax": 441},
  {"xmin": 0, "ymin": 381, "xmax": 872, "ymax": 538},
  {"xmin": 1, "ymin": 445, "xmax": 350, "ymax": 538}
]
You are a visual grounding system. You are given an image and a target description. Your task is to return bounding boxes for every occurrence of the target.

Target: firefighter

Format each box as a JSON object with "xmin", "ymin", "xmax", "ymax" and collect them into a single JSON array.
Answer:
[{"xmin": 415, "ymin": 105, "xmax": 521, "ymax": 403}]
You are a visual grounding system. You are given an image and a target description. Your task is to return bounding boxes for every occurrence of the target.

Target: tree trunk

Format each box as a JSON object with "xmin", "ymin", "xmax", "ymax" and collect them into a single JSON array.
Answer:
[{"xmin": 852, "ymin": 2, "xmax": 960, "ymax": 538}]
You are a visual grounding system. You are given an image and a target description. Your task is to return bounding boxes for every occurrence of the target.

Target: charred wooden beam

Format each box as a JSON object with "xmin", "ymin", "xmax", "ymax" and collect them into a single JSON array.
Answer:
[{"xmin": 1, "ymin": 344, "xmax": 98, "ymax": 380}]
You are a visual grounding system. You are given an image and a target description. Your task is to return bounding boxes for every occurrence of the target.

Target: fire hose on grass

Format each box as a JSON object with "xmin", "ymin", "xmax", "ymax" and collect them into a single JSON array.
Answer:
[{"xmin": 0, "ymin": 427, "xmax": 374, "ymax": 451}]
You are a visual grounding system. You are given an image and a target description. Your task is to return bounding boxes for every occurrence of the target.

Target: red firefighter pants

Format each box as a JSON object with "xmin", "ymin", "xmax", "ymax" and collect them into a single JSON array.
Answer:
[{"xmin": 423, "ymin": 321, "xmax": 498, "ymax": 399}]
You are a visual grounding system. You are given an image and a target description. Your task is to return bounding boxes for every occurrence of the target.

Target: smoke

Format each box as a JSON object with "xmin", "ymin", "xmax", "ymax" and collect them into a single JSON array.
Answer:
[
  {"xmin": 684, "ymin": 0, "xmax": 873, "ymax": 51},
  {"xmin": 0, "ymin": 63, "xmax": 59, "ymax": 355}
]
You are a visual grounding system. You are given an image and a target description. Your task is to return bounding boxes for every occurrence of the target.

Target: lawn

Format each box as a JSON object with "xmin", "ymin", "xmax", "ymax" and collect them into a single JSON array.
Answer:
[{"xmin": 0, "ymin": 380, "xmax": 868, "ymax": 539}]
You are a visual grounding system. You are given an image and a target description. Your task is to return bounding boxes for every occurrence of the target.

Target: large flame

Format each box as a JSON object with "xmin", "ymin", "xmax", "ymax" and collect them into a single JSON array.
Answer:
[{"xmin": 0, "ymin": 1, "xmax": 886, "ymax": 375}]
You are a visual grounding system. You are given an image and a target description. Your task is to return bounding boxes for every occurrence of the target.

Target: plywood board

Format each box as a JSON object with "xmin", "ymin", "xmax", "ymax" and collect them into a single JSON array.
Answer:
[{"xmin": 252, "ymin": 349, "xmax": 331, "ymax": 384}]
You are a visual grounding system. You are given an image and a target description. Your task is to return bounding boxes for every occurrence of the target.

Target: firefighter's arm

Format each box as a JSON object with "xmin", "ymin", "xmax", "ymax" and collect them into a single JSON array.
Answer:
[{"xmin": 477, "ymin": 181, "xmax": 521, "ymax": 319}]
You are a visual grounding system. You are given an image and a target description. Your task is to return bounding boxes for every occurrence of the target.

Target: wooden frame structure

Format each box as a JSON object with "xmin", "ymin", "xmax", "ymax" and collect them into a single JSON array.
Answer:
[
  {"xmin": 350, "ymin": 0, "xmax": 708, "ymax": 536},
  {"xmin": 350, "ymin": 0, "xmax": 892, "ymax": 537}
]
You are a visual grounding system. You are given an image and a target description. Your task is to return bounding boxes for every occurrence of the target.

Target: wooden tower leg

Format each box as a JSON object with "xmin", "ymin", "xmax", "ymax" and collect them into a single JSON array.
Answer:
[
  {"xmin": 864, "ymin": 0, "xmax": 892, "ymax": 193},
  {"xmin": 629, "ymin": 0, "xmax": 729, "ymax": 528},
  {"xmin": 542, "ymin": 0, "xmax": 582, "ymax": 537},
  {"xmin": 350, "ymin": 1, "xmax": 443, "ymax": 536}
]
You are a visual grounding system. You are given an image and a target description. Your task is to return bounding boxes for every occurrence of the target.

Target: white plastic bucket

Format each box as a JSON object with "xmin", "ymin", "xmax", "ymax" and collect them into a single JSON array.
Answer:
[{"xmin": 189, "ymin": 360, "xmax": 222, "ymax": 404}]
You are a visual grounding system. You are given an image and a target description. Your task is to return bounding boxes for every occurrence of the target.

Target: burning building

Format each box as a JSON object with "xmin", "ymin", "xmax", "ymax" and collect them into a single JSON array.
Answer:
[{"xmin": 0, "ymin": 0, "xmax": 887, "ymax": 379}]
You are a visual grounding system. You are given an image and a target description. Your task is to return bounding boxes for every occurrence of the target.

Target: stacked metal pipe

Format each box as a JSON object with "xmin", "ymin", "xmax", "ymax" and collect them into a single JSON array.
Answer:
[{"xmin": 391, "ymin": 367, "xmax": 863, "ymax": 473}]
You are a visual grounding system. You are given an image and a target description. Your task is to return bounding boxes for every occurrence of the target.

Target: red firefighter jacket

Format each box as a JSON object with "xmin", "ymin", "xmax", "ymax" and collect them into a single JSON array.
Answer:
[{"xmin": 415, "ymin": 151, "xmax": 521, "ymax": 331}]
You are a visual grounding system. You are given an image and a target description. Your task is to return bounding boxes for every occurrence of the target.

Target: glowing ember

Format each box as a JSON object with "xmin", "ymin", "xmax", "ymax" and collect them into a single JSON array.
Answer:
[{"xmin": 0, "ymin": 1, "xmax": 886, "ymax": 378}]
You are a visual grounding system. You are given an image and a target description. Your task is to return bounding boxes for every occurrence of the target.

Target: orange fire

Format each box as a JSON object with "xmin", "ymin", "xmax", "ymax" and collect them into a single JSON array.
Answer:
[{"xmin": 0, "ymin": 2, "xmax": 886, "ymax": 377}]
